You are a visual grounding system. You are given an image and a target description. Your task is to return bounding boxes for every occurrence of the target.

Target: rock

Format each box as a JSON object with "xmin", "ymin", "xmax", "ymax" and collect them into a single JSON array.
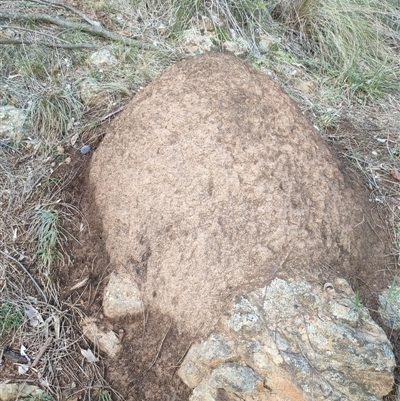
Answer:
[
  {"xmin": 378, "ymin": 283, "xmax": 400, "ymax": 330},
  {"xmin": 0, "ymin": 105, "xmax": 27, "ymax": 142},
  {"xmin": 223, "ymin": 40, "xmax": 247, "ymax": 56},
  {"xmin": 81, "ymin": 317, "xmax": 121, "ymax": 358},
  {"xmin": 88, "ymin": 49, "xmax": 118, "ymax": 69},
  {"xmin": 209, "ymin": 363, "xmax": 262, "ymax": 392},
  {"xmin": 80, "ymin": 145, "xmax": 91, "ymax": 154},
  {"xmin": 0, "ymin": 383, "xmax": 51, "ymax": 401},
  {"xmin": 182, "ymin": 28, "xmax": 215, "ymax": 53},
  {"xmin": 258, "ymin": 34, "xmax": 277, "ymax": 52},
  {"xmin": 89, "ymin": 52, "xmax": 391, "ymax": 336},
  {"xmin": 102, "ymin": 272, "xmax": 144, "ymax": 319},
  {"xmin": 179, "ymin": 278, "xmax": 395, "ymax": 401},
  {"xmin": 80, "ymin": 78, "xmax": 111, "ymax": 108}
]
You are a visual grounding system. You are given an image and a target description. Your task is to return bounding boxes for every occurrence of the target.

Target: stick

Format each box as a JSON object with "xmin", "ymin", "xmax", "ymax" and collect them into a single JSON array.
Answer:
[
  {"xmin": 28, "ymin": 0, "xmax": 102, "ymax": 27},
  {"xmin": 0, "ymin": 38, "xmax": 98, "ymax": 49},
  {"xmin": 30, "ymin": 335, "xmax": 54, "ymax": 368},
  {"xmin": 0, "ymin": 12, "xmax": 156, "ymax": 49},
  {"xmin": 0, "ymin": 250, "xmax": 48, "ymax": 303}
]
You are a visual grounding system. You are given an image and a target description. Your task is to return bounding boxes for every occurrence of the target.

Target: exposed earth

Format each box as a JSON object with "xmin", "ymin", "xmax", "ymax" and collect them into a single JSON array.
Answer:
[{"xmin": 59, "ymin": 53, "xmax": 395, "ymax": 401}]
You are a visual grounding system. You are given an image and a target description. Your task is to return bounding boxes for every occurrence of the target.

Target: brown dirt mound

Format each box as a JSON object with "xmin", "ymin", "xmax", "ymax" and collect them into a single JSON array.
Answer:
[{"xmin": 81, "ymin": 52, "xmax": 393, "ymax": 400}]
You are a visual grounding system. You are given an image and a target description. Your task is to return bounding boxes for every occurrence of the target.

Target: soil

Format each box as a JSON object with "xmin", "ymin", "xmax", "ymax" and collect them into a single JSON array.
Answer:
[{"xmin": 58, "ymin": 53, "xmax": 396, "ymax": 401}]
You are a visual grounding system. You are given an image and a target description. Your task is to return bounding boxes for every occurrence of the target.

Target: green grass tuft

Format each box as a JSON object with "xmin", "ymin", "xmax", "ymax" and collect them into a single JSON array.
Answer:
[
  {"xmin": 0, "ymin": 302, "xmax": 24, "ymax": 336},
  {"xmin": 28, "ymin": 207, "xmax": 72, "ymax": 282}
]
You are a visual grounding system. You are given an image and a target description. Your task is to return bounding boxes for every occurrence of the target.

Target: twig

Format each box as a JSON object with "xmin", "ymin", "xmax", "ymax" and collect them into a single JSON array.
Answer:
[
  {"xmin": 31, "ymin": 334, "xmax": 54, "ymax": 368},
  {"xmin": 99, "ymin": 105, "xmax": 126, "ymax": 123},
  {"xmin": 28, "ymin": 0, "xmax": 102, "ymax": 27},
  {"xmin": 0, "ymin": 12, "xmax": 157, "ymax": 49},
  {"xmin": 145, "ymin": 322, "xmax": 171, "ymax": 373},
  {"xmin": 0, "ymin": 249, "xmax": 48, "ymax": 303},
  {"xmin": 0, "ymin": 38, "xmax": 98, "ymax": 49}
]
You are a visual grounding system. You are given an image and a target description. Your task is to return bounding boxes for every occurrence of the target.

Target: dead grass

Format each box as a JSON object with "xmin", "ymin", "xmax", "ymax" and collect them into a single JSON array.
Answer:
[{"xmin": 0, "ymin": 0, "xmax": 400, "ymax": 399}]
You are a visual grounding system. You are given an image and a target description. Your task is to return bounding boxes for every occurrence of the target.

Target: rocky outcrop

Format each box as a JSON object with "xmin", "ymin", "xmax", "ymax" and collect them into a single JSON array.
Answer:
[{"xmin": 179, "ymin": 278, "xmax": 395, "ymax": 401}]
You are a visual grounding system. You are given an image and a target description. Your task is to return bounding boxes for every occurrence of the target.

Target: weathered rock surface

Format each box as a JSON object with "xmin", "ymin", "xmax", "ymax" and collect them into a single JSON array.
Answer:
[
  {"xmin": 88, "ymin": 49, "xmax": 117, "ymax": 69},
  {"xmin": 0, "ymin": 105, "xmax": 26, "ymax": 142},
  {"xmin": 102, "ymin": 272, "xmax": 143, "ymax": 319},
  {"xmin": 81, "ymin": 317, "xmax": 121, "ymax": 358},
  {"xmin": 179, "ymin": 278, "xmax": 395, "ymax": 401},
  {"xmin": 90, "ymin": 52, "xmax": 390, "ymax": 336},
  {"xmin": 0, "ymin": 383, "xmax": 51, "ymax": 401}
]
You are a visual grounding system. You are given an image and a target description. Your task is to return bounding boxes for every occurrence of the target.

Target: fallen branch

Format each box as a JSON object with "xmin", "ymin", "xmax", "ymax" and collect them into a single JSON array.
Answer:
[
  {"xmin": 0, "ymin": 38, "xmax": 98, "ymax": 49},
  {"xmin": 0, "ymin": 12, "xmax": 156, "ymax": 49},
  {"xmin": 28, "ymin": 0, "xmax": 102, "ymax": 27}
]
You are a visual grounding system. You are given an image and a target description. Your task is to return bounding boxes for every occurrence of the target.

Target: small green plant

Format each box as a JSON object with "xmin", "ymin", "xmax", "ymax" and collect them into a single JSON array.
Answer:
[
  {"xmin": 28, "ymin": 207, "xmax": 70, "ymax": 280},
  {"xmin": 349, "ymin": 290, "xmax": 363, "ymax": 314},
  {"xmin": 0, "ymin": 302, "xmax": 23, "ymax": 336},
  {"xmin": 98, "ymin": 389, "xmax": 112, "ymax": 401}
]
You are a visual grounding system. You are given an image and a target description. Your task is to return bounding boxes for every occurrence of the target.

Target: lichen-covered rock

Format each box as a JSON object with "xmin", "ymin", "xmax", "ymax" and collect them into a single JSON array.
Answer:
[
  {"xmin": 88, "ymin": 49, "xmax": 117, "ymax": 68},
  {"xmin": 89, "ymin": 53, "xmax": 390, "ymax": 335},
  {"xmin": 0, "ymin": 383, "xmax": 51, "ymax": 401},
  {"xmin": 179, "ymin": 278, "xmax": 395, "ymax": 401},
  {"xmin": 102, "ymin": 272, "xmax": 143, "ymax": 319},
  {"xmin": 0, "ymin": 105, "xmax": 26, "ymax": 142}
]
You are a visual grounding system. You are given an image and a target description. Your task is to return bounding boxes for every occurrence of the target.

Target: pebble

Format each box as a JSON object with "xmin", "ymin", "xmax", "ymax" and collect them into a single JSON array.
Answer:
[{"xmin": 80, "ymin": 145, "xmax": 91, "ymax": 154}]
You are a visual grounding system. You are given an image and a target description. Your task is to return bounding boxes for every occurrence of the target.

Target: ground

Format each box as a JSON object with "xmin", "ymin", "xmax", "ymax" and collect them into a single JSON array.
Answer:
[{"xmin": 1, "ymin": 1, "xmax": 400, "ymax": 401}]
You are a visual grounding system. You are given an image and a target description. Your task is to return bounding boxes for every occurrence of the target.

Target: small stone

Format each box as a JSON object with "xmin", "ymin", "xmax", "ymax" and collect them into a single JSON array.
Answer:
[
  {"xmin": 0, "ymin": 105, "xmax": 27, "ymax": 142},
  {"xmin": 81, "ymin": 145, "xmax": 91, "ymax": 154},
  {"xmin": 81, "ymin": 318, "xmax": 121, "ymax": 358},
  {"xmin": 103, "ymin": 272, "xmax": 144, "ymax": 319},
  {"xmin": 88, "ymin": 49, "xmax": 118, "ymax": 68}
]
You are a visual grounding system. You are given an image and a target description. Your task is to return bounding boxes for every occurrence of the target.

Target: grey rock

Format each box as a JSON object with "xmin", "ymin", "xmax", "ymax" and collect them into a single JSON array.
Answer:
[
  {"xmin": 102, "ymin": 272, "xmax": 144, "ymax": 319},
  {"xmin": 80, "ymin": 78, "xmax": 112, "ymax": 108},
  {"xmin": 88, "ymin": 49, "xmax": 118, "ymax": 68},
  {"xmin": 0, "ymin": 105, "xmax": 27, "ymax": 142},
  {"xmin": 80, "ymin": 145, "xmax": 91, "ymax": 154},
  {"xmin": 0, "ymin": 383, "xmax": 51, "ymax": 401},
  {"xmin": 180, "ymin": 278, "xmax": 395, "ymax": 401}
]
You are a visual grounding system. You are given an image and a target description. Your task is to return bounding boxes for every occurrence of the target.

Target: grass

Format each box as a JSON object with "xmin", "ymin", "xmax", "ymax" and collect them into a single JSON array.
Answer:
[
  {"xmin": 27, "ymin": 205, "xmax": 76, "ymax": 290},
  {"xmin": 384, "ymin": 276, "xmax": 400, "ymax": 309},
  {"xmin": 28, "ymin": 87, "xmax": 82, "ymax": 151},
  {"xmin": 349, "ymin": 290, "xmax": 364, "ymax": 315},
  {"xmin": 0, "ymin": 302, "xmax": 23, "ymax": 336}
]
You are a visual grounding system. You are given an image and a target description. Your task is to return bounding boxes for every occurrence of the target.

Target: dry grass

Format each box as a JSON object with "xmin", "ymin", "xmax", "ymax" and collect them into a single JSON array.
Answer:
[{"xmin": 0, "ymin": 0, "xmax": 400, "ymax": 399}]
